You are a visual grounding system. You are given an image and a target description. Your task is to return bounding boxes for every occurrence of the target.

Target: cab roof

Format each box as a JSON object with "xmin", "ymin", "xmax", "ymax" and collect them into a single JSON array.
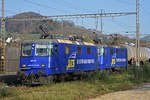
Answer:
[{"xmin": 22, "ymin": 39, "xmax": 95, "ymax": 46}]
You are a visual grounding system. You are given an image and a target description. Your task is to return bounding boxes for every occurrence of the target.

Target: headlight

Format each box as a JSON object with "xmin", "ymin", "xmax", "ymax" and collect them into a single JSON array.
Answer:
[
  {"xmin": 22, "ymin": 64, "xmax": 26, "ymax": 67},
  {"xmin": 41, "ymin": 64, "xmax": 46, "ymax": 67}
]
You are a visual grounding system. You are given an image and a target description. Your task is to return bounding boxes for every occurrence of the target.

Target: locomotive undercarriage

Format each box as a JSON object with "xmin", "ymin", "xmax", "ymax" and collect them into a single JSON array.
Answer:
[
  {"xmin": 17, "ymin": 71, "xmax": 87, "ymax": 85},
  {"xmin": 17, "ymin": 71, "xmax": 54, "ymax": 85}
]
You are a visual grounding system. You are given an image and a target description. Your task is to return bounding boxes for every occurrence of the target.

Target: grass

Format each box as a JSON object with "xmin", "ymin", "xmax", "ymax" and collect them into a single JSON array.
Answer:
[
  {"xmin": 0, "ymin": 83, "xmax": 17, "ymax": 98},
  {"xmin": 1, "ymin": 63, "xmax": 150, "ymax": 100},
  {"xmin": 27, "ymin": 34, "xmax": 41, "ymax": 39}
]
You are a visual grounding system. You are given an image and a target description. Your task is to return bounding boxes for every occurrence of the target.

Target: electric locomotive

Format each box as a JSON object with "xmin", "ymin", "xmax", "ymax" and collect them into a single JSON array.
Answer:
[{"xmin": 18, "ymin": 39, "xmax": 128, "ymax": 84}]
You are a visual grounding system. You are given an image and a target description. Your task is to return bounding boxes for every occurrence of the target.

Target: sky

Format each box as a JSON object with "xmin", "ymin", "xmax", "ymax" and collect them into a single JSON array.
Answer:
[{"xmin": 0, "ymin": 0, "xmax": 150, "ymax": 37}]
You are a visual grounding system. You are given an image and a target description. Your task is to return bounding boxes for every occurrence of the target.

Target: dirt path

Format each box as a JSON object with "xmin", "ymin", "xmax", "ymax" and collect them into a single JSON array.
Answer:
[{"xmin": 90, "ymin": 83, "xmax": 150, "ymax": 100}]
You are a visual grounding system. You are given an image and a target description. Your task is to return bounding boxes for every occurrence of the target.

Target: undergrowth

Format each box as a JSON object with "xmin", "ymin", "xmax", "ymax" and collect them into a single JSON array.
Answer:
[
  {"xmin": 0, "ymin": 83, "xmax": 17, "ymax": 98},
  {"xmin": 1, "ymin": 63, "xmax": 150, "ymax": 100}
]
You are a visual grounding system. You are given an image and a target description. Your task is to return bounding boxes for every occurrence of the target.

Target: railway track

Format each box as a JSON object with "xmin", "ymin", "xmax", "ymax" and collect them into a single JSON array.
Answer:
[{"xmin": 0, "ymin": 73, "xmax": 18, "ymax": 86}]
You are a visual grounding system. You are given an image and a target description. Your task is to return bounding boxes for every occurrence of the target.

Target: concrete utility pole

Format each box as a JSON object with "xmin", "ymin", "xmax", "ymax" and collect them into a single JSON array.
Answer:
[
  {"xmin": 136, "ymin": 0, "xmax": 140, "ymax": 66},
  {"xmin": 0, "ymin": 0, "xmax": 6, "ymax": 73},
  {"xmin": 95, "ymin": 16, "xmax": 98, "ymax": 31},
  {"xmin": 100, "ymin": 9, "xmax": 103, "ymax": 34}
]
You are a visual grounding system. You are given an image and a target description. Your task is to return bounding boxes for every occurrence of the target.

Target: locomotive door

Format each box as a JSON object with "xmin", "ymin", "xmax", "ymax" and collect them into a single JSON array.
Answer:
[
  {"xmin": 97, "ymin": 47, "xmax": 104, "ymax": 69},
  {"xmin": 103, "ymin": 47, "xmax": 109, "ymax": 68},
  {"xmin": 51, "ymin": 44, "xmax": 60, "ymax": 73},
  {"xmin": 108, "ymin": 48, "xmax": 116, "ymax": 68},
  {"xmin": 64, "ymin": 44, "xmax": 76, "ymax": 72}
]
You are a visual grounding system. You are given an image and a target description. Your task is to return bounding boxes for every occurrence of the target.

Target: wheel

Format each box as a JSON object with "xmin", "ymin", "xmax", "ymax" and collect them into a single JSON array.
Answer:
[
  {"xmin": 39, "ymin": 75, "xmax": 54, "ymax": 85},
  {"xmin": 16, "ymin": 71, "xmax": 27, "ymax": 85},
  {"xmin": 46, "ymin": 76, "xmax": 54, "ymax": 84},
  {"xmin": 140, "ymin": 61, "xmax": 144, "ymax": 66},
  {"xmin": 27, "ymin": 72, "xmax": 35, "ymax": 84}
]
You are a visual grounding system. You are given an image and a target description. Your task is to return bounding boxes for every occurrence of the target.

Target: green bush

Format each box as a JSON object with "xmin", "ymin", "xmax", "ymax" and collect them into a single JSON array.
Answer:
[
  {"xmin": 126, "ymin": 63, "xmax": 150, "ymax": 82},
  {"xmin": 0, "ymin": 85, "xmax": 17, "ymax": 98},
  {"xmin": 83, "ymin": 70, "xmax": 110, "ymax": 83},
  {"xmin": 97, "ymin": 70, "xmax": 109, "ymax": 81},
  {"xmin": 142, "ymin": 63, "xmax": 150, "ymax": 81},
  {"xmin": 84, "ymin": 63, "xmax": 150, "ymax": 84}
]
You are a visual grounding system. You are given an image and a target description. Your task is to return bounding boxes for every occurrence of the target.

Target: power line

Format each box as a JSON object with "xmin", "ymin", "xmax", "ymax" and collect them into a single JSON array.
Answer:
[
  {"xmin": 23, "ymin": 0, "xmax": 69, "ymax": 13},
  {"xmin": 5, "ymin": 9, "xmax": 19, "ymax": 14},
  {"xmin": 6, "ymin": 11, "xmax": 137, "ymax": 35},
  {"xmin": 43, "ymin": 0, "xmax": 94, "ymax": 13},
  {"xmin": 114, "ymin": 0, "xmax": 134, "ymax": 5},
  {"xmin": 111, "ymin": 19, "xmax": 135, "ymax": 30},
  {"xmin": 48, "ymin": 0, "xmax": 87, "ymax": 13},
  {"xmin": 55, "ymin": 0, "xmax": 96, "ymax": 13},
  {"xmin": 140, "ymin": 1, "xmax": 150, "ymax": 17}
]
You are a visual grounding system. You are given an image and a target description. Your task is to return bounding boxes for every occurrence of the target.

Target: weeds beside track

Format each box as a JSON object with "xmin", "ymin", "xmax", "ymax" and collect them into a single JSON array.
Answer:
[{"xmin": 0, "ymin": 63, "xmax": 150, "ymax": 100}]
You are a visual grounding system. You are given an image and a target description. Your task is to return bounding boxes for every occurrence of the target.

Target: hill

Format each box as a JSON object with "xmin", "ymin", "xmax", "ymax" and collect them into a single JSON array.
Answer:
[
  {"xmin": 5, "ymin": 12, "xmax": 74, "ymax": 34},
  {"xmin": 0, "ymin": 12, "xmax": 102, "ymax": 44},
  {"xmin": 141, "ymin": 35, "xmax": 150, "ymax": 42},
  {"xmin": 3, "ymin": 12, "xmax": 98, "ymax": 39}
]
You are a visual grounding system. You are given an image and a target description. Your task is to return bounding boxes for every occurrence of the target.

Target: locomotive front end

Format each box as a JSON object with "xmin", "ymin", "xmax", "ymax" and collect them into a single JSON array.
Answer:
[{"xmin": 18, "ymin": 41, "xmax": 54, "ymax": 84}]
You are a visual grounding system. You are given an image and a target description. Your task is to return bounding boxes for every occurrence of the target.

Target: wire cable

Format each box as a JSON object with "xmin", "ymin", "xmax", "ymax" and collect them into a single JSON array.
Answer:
[
  {"xmin": 111, "ymin": 18, "xmax": 135, "ymax": 30},
  {"xmin": 41, "ymin": 0, "xmax": 86, "ymax": 13},
  {"xmin": 114, "ymin": 0, "xmax": 134, "ymax": 5},
  {"xmin": 51, "ymin": 0, "xmax": 96, "ymax": 13},
  {"xmin": 23, "ymin": 0, "xmax": 69, "ymax": 13}
]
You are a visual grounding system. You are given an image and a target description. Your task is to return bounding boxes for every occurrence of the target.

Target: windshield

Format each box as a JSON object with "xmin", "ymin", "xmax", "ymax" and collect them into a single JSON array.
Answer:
[
  {"xmin": 36, "ymin": 44, "xmax": 53, "ymax": 56},
  {"xmin": 22, "ymin": 43, "xmax": 32, "ymax": 56}
]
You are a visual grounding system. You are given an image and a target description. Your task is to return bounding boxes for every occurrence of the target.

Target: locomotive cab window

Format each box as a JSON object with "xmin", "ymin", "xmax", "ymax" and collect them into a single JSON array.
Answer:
[
  {"xmin": 116, "ymin": 49, "xmax": 119, "ymax": 55},
  {"xmin": 36, "ymin": 44, "xmax": 49, "ymax": 56},
  {"xmin": 98, "ymin": 47, "xmax": 104, "ymax": 56},
  {"xmin": 65, "ymin": 46, "xmax": 70, "ymax": 54},
  {"xmin": 87, "ymin": 47, "xmax": 91, "ymax": 55},
  {"xmin": 104, "ymin": 48, "xmax": 107, "ymax": 56},
  {"xmin": 77, "ymin": 47, "xmax": 82, "ymax": 55},
  {"xmin": 22, "ymin": 43, "xmax": 32, "ymax": 56},
  {"xmin": 121, "ymin": 49, "xmax": 125, "ymax": 55},
  {"xmin": 51, "ymin": 45, "xmax": 54, "ymax": 56},
  {"xmin": 54, "ymin": 45, "xmax": 59, "ymax": 55},
  {"xmin": 97, "ymin": 48, "xmax": 100, "ymax": 56},
  {"xmin": 110, "ymin": 49, "xmax": 113, "ymax": 55}
]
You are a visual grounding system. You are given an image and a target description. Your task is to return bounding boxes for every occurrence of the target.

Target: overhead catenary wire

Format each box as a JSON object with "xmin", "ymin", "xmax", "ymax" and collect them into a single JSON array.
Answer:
[
  {"xmin": 7, "ymin": 12, "xmax": 137, "ymax": 21},
  {"xmin": 114, "ymin": 0, "xmax": 134, "ymax": 5},
  {"xmin": 61, "ymin": 0, "xmax": 96, "ymax": 13},
  {"xmin": 6, "ymin": 11, "xmax": 137, "ymax": 36},
  {"xmin": 23, "ymin": 0, "xmax": 69, "ymax": 13},
  {"xmin": 5, "ymin": 9, "xmax": 19, "ymax": 15},
  {"xmin": 111, "ymin": 19, "xmax": 135, "ymax": 30},
  {"xmin": 43, "ymin": 0, "xmax": 95, "ymax": 13},
  {"xmin": 56, "ymin": 0, "xmax": 96, "ymax": 13},
  {"xmin": 140, "ymin": 1, "xmax": 150, "ymax": 17}
]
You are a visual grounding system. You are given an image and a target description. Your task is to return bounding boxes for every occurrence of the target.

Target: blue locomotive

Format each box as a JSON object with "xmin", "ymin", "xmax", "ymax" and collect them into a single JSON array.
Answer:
[{"xmin": 18, "ymin": 39, "xmax": 128, "ymax": 84}]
